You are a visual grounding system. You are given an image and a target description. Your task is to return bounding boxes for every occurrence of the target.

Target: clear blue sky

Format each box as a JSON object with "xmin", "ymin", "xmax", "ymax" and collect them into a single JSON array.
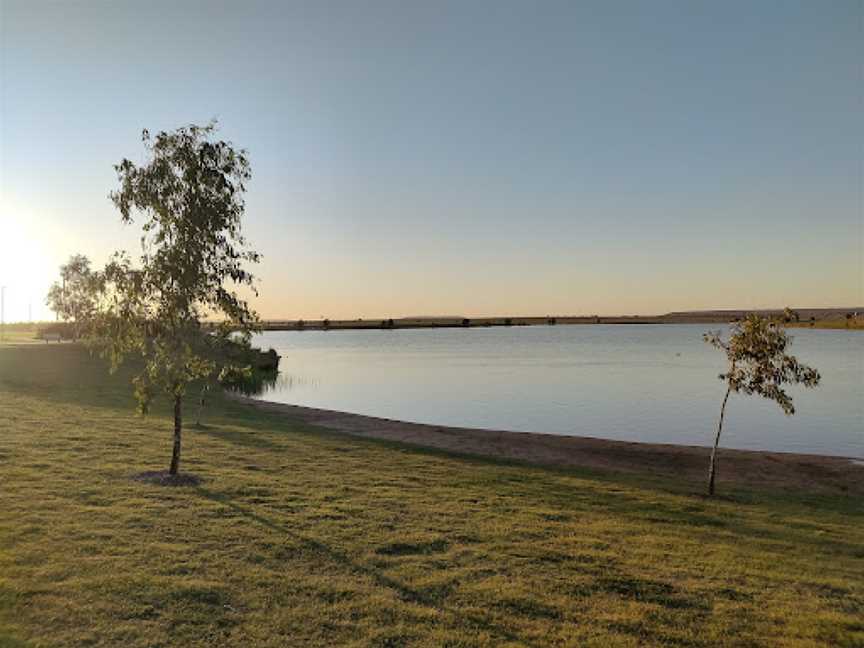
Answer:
[{"xmin": 1, "ymin": 0, "xmax": 861, "ymax": 321}]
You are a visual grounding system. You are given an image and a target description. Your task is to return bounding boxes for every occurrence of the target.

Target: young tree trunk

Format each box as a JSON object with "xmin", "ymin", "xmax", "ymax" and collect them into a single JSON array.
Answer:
[
  {"xmin": 707, "ymin": 385, "xmax": 732, "ymax": 496},
  {"xmin": 195, "ymin": 384, "xmax": 207, "ymax": 426},
  {"xmin": 169, "ymin": 395, "xmax": 182, "ymax": 475}
]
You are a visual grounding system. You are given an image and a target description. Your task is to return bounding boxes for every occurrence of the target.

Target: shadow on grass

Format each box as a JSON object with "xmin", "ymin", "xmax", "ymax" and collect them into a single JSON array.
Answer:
[
  {"xmin": 209, "ymin": 415, "xmax": 864, "ymax": 559},
  {"xmin": 195, "ymin": 486, "xmax": 548, "ymax": 648},
  {"xmin": 265, "ymin": 416, "xmax": 864, "ymax": 521},
  {"xmin": 192, "ymin": 424, "xmax": 289, "ymax": 453}
]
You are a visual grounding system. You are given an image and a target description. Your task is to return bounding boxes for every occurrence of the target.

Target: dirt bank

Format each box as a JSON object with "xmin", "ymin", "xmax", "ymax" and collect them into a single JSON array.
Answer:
[{"xmin": 227, "ymin": 393, "xmax": 864, "ymax": 497}]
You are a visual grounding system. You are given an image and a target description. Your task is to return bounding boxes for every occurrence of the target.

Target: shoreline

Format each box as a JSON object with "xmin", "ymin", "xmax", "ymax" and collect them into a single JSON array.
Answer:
[
  {"xmin": 252, "ymin": 311, "xmax": 863, "ymax": 332},
  {"xmin": 248, "ymin": 308, "xmax": 863, "ymax": 331},
  {"xmin": 226, "ymin": 392, "xmax": 864, "ymax": 496},
  {"xmin": 3, "ymin": 308, "xmax": 860, "ymax": 344}
]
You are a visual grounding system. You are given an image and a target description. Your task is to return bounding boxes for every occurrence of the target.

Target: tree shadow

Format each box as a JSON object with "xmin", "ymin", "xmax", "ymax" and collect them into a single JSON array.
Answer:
[
  {"xmin": 195, "ymin": 486, "xmax": 548, "ymax": 648},
  {"xmin": 191, "ymin": 424, "xmax": 288, "ymax": 453}
]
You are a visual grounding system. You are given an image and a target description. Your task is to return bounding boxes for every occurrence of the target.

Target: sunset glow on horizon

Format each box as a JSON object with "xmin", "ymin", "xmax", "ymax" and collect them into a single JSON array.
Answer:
[{"xmin": 2, "ymin": 1, "xmax": 861, "ymax": 322}]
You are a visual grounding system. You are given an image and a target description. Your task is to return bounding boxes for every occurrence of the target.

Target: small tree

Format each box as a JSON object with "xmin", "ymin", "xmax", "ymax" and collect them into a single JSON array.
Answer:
[
  {"xmin": 46, "ymin": 254, "xmax": 102, "ymax": 339},
  {"xmin": 94, "ymin": 122, "xmax": 260, "ymax": 476},
  {"xmin": 703, "ymin": 315, "xmax": 820, "ymax": 496},
  {"xmin": 781, "ymin": 307, "xmax": 799, "ymax": 324}
]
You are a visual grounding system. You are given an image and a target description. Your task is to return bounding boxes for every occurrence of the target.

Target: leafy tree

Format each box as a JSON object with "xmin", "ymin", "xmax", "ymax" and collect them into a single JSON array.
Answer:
[
  {"xmin": 46, "ymin": 254, "xmax": 102, "ymax": 339},
  {"xmin": 93, "ymin": 122, "xmax": 260, "ymax": 476},
  {"xmin": 782, "ymin": 307, "xmax": 799, "ymax": 323},
  {"xmin": 703, "ymin": 315, "xmax": 820, "ymax": 496}
]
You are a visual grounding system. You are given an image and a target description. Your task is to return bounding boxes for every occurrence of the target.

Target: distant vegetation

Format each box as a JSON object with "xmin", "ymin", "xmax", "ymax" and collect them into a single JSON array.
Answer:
[
  {"xmin": 250, "ymin": 310, "xmax": 864, "ymax": 332},
  {"xmin": 45, "ymin": 254, "xmax": 100, "ymax": 340}
]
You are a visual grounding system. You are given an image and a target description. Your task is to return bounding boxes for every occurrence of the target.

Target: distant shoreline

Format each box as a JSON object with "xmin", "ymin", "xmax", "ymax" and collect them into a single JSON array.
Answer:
[
  {"xmin": 252, "ymin": 308, "xmax": 863, "ymax": 331},
  {"xmin": 2, "ymin": 308, "xmax": 861, "ymax": 339}
]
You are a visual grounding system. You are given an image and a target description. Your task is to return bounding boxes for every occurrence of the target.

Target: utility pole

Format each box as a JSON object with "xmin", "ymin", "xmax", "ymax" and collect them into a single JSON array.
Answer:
[{"xmin": 1, "ymin": 286, "xmax": 5, "ymax": 343}]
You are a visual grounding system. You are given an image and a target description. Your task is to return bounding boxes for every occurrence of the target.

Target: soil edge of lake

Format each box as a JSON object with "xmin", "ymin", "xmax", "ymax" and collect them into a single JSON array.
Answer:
[{"xmin": 226, "ymin": 392, "xmax": 864, "ymax": 497}]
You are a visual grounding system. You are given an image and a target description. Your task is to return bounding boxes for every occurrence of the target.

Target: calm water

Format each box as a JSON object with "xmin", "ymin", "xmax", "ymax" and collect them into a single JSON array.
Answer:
[{"xmin": 251, "ymin": 325, "xmax": 863, "ymax": 458}]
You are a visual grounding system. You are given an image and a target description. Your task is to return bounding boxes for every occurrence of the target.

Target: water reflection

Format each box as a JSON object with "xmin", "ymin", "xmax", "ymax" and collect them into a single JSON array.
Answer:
[
  {"xmin": 226, "ymin": 369, "xmax": 279, "ymax": 397},
  {"xmin": 275, "ymin": 374, "xmax": 319, "ymax": 392},
  {"xmin": 229, "ymin": 371, "xmax": 318, "ymax": 397},
  {"xmin": 249, "ymin": 326, "xmax": 864, "ymax": 457}
]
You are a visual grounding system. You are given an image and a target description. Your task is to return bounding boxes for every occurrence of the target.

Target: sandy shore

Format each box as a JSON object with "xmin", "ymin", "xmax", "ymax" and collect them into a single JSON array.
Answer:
[{"xmin": 227, "ymin": 393, "xmax": 864, "ymax": 496}]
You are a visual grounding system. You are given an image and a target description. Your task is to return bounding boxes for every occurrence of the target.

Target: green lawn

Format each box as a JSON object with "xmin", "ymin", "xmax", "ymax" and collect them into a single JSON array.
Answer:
[
  {"xmin": 0, "ymin": 330, "xmax": 44, "ymax": 345},
  {"xmin": 1, "ymin": 346, "xmax": 862, "ymax": 647}
]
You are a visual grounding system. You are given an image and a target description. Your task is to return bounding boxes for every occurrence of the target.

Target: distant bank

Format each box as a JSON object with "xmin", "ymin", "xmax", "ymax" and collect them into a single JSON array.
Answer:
[
  {"xmin": 4, "ymin": 308, "xmax": 860, "ymax": 340},
  {"xmin": 255, "ymin": 308, "xmax": 863, "ymax": 331}
]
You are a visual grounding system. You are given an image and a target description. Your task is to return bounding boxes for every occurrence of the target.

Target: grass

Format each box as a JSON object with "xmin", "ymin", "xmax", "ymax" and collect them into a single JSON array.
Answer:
[
  {"xmin": 786, "ymin": 319, "xmax": 864, "ymax": 330},
  {"xmin": 0, "ymin": 329, "xmax": 45, "ymax": 345},
  {"xmin": 1, "ymin": 345, "xmax": 862, "ymax": 647}
]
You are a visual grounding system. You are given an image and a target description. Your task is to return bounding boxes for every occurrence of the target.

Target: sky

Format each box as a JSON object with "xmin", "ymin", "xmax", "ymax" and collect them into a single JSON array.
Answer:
[{"xmin": 1, "ymin": 0, "xmax": 861, "ymax": 322}]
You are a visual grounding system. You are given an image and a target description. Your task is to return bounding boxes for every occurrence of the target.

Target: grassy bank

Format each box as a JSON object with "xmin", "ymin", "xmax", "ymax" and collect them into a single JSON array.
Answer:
[
  {"xmin": 786, "ymin": 319, "xmax": 864, "ymax": 331},
  {"xmin": 1, "ymin": 346, "xmax": 862, "ymax": 647},
  {"xmin": 0, "ymin": 329, "xmax": 47, "ymax": 345},
  {"xmin": 2, "ymin": 312, "xmax": 861, "ymax": 344}
]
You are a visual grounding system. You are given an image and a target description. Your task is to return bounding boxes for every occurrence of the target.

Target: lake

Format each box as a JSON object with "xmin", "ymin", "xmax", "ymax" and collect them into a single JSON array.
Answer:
[{"xmin": 250, "ymin": 325, "xmax": 863, "ymax": 458}]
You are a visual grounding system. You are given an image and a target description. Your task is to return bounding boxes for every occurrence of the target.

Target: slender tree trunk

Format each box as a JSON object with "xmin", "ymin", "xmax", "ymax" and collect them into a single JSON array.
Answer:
[
  {"xmin": 707, "ymin": 385, "xmax": 732, "ymax": 496},
  {"xmin": 169, "ymin": 395, "xmax": 182, "ymax": 475},
  {"xmin": 196, "ymin": 384, "xmax": 207, "ymax": 426}
]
